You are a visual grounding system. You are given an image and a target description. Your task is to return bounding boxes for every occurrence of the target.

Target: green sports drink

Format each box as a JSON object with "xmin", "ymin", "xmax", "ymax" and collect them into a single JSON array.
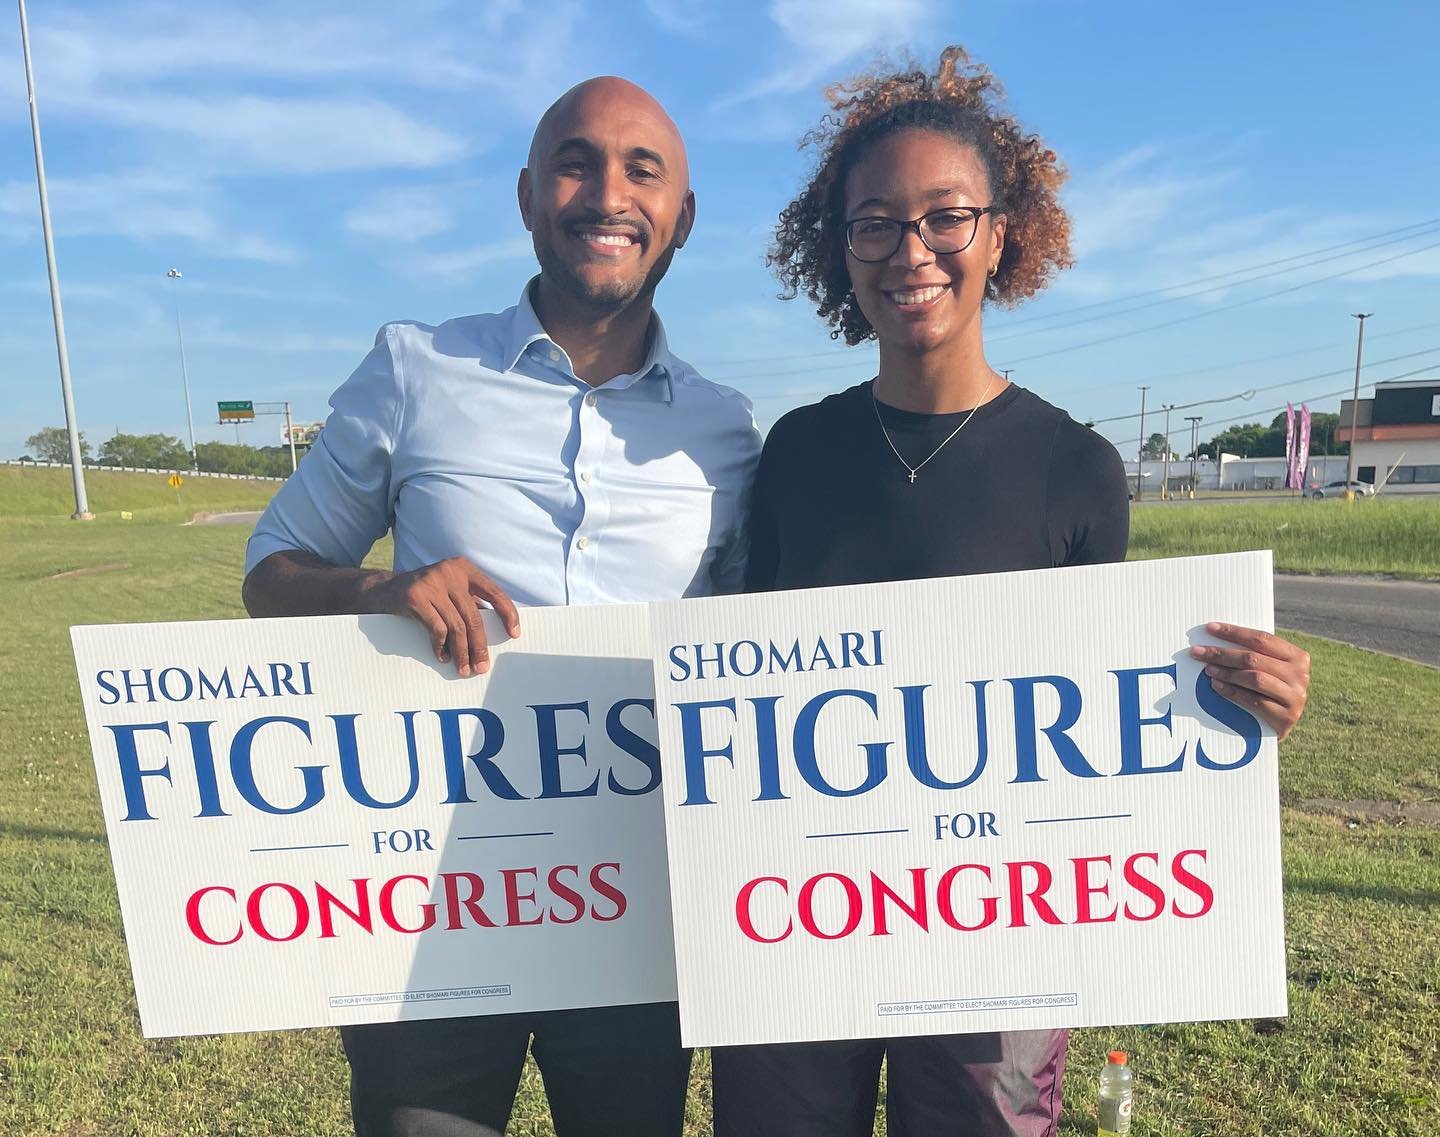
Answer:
[{"xmin": 1097, "ymin": 1050, "xmax": 1133, "ymax": 1136}]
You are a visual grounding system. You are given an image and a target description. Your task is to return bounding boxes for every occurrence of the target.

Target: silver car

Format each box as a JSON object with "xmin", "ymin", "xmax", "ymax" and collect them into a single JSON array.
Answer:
[{"xmin": 1311, "ymin": 480, "xmax": 1374, "ymax": 499}]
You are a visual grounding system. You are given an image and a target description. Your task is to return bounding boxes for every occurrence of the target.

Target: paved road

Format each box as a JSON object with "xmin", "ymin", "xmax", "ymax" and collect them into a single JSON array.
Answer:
[
  {"xmin": 1275, "ymin": 574, "xmax": 1440, "ymax": 668},
  {"xmin": 198, "ymin": 512, "xmax": 1437, "ymax": 667}
]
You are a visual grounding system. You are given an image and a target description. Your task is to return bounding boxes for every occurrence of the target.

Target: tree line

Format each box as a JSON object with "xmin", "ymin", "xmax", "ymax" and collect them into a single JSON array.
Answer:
[
  {"xmin": 1137, "ymin": 412, "xmax": 1348, "ymax": 461},
  {"xmin": 22, "ymin": 427, "xmax": 303, "ymax": 478}
]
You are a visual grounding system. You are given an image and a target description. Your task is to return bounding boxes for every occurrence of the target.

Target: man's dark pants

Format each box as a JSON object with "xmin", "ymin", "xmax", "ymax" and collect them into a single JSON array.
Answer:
[
  {"xmin": 712, "ymin": 1028, "xmax": 1067, "ymax": 1137},
  {"xmin": 342, "ymin": 1002, "xmax": 691, "ymax": 1137}
]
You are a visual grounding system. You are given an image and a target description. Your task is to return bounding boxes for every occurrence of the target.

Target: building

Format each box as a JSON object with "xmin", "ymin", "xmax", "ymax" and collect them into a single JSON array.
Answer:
[{"xmin": 1337, "ymin": 379, "xmax": 1440, "ymax": 492}]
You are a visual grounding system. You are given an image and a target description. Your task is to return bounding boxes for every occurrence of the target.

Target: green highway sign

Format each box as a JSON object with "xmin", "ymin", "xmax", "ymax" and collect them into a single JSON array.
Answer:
[{"xmin": 217, "ymin": 400, "xmax": 255, "ymax": 422}]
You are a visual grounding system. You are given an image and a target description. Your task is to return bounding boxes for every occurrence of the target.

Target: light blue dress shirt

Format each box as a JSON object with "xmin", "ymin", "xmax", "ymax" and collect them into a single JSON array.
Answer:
[{"xmin": 246, "ymin": 282, "xmax": 761, "ymax": 606}]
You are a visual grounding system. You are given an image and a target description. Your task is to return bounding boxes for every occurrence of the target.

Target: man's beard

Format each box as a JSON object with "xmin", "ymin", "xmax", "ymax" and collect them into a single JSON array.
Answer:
[{"xmin": 532, "ymin": 228, "xmax": 681, "ymax": 315}]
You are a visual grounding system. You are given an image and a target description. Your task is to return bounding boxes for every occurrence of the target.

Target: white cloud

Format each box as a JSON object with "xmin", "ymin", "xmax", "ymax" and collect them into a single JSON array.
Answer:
[
  {"xmin": 722, "ymin": 0, "xmax": 934, "ymax": 105},
  {"xmin": 345, "ymin": 188, "xmax": 456, "ymax": 242},
  {"xmin": 644, "ymin": 0, "xmax": 710, "ymax": 35},
  {"xmin": 406, "ymin": 237, "xmax": 536, "ymax": 279}
]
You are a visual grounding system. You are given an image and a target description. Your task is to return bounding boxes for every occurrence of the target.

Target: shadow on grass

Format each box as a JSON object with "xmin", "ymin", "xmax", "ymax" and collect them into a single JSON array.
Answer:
[
  {"xmin": 1285, "ymin": 875, "xmax": 1440, "ymax": 908},
  {"xmin": 0, "ymin": 822, "xmax": 106, "ymax": 845}
]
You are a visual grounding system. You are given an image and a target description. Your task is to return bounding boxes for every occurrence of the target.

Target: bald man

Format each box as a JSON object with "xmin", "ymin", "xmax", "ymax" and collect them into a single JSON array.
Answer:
[{"xmin": 243, "ymin": 78, "xmax": 761, "ymax": 1137}]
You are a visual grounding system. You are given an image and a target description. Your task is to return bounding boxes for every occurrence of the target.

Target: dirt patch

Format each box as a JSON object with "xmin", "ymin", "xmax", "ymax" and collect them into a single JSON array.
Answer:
[
  {"xmin": 48, "ymin": 562, "xmax": 130, "ymax": 580},
  {"xmin": 1293, "ymin": 797, "xmax": 1440, "ymax": 829}
]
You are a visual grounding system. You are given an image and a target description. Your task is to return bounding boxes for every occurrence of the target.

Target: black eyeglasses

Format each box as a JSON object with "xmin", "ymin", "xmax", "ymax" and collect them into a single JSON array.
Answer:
[{"xmin": 844, "ymin": 205, "xmax": 999, "ymax": 263}]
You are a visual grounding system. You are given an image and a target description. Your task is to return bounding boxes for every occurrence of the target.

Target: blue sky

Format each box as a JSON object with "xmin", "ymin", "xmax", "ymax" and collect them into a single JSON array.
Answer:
[{"xmin": 3, "ymin": 0, "xmax": 1439, "ymax": 461}]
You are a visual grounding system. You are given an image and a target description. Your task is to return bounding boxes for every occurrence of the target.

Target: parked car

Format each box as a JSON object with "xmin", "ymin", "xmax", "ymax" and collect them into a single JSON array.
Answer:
[{"xmin": 1311, "ymin": 480, "xmax": 1374, "ymax": 499}]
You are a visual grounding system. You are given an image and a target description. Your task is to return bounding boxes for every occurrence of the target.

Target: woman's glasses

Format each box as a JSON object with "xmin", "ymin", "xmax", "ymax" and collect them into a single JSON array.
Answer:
[{"xmin": 845, "ymin": 205, "xmax": 999, "ymax": 263}]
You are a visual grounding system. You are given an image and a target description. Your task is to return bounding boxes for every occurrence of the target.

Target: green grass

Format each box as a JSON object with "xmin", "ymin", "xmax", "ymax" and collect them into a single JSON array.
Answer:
[
  {"xmin": 1128, "ymin": 497, "xmax": 1440, "ymax": 580},
  {"xmin": 0, "ymin": 465, "xmax": 281, "ymax": 525},
  {"xmin": 1, "ymin": 484, "xmax": 1437, "ymax": 1135}
]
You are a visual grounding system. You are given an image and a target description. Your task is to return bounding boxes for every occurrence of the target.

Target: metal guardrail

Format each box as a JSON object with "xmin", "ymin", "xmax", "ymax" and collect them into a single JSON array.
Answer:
[{"xmin": 4, "ymin": 459, "xmax": 286, "ymax": 482}]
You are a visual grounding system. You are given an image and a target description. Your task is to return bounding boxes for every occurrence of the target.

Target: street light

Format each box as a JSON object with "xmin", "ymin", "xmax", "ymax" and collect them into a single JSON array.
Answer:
[
  {"xmin": 1344, "ymin": 313, "xmax": 1372, "ymax": 500},
  {"xmin": 19, "ymin": 0, "xmax": 91, "ymax": 519},
  {"xmin": 167, "ymin": 267, "xmax": 198, "ymax": 472},
  {"xmin": 1135, "ymin": 386, "xmax": 1150, "ymax": 501},
  {"xmin": 1186, "ymin": 416, "xmax": 1204, "ymax": 498},
  {"xmin": 1161, "ymin": 404, "xmax": 1175, "ymax": 501}
]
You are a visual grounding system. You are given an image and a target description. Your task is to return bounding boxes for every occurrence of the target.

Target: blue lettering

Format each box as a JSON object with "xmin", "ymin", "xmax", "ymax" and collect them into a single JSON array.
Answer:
[
  {"xmin": 333, "ymin": 712, "xmax": 422, "ymax": 809},
  {"xmin": 229, "ymin": 716, "xmax": 326, "ymax": 814},
  {"xmin": 96, "ymin": 670, "xmax": 121, "ymax": 705},
  {"xmin": 1008, "ymin": 675, "xmax": 1101, "ymax": 783},
  {"xmin": 768, "ymin": 640, "xmax": 804, "ymax": 674},
  {"xmin": 197, "ymin": 668, "xmax": 234, "ymax": 701},
  {"xmin": 793, "ymin": 688, "xmax": 889, "ymax": 797},
  {"xmin": 1112, "ymin": 665, "xmax": 1186, "ymax": 775},
  {"xmin": 605, "ymin": 698, "xmax": 660, "ymax": 796},
  {"xmin": 729, "ymin": 640, "xmax": 764, "ymax": 677},
  {"xmin": 748, "ymin": 695, "xmax": 790, "ymax": 802},
  {"xmin": 180, "ymin": 719, "xmax": 230, "ymax": 817},
  {"xmin": 902, "ymin": 680, "xmax": 991, "ymax": 789},
  {"xmin": 1194, "ymin": 672, "xmax": 1264, "ymax": 770},
  {"xmin": 533, "ymin": 702, "xmax": 599, "ymax": 799},
  {"xmin": 437, "ymin": 708, "xmax": 521, "ymax": 802},
  {"xmin": 676, "ymin": 698, "xmax": 738, "ymax": 806},
  {"xmin": 668, "ymin": 645, "xmax": 691, "ymax": 682},
  {"xmin": 107, "ymin": 721, "xmax": 174, "ymax": 821}
]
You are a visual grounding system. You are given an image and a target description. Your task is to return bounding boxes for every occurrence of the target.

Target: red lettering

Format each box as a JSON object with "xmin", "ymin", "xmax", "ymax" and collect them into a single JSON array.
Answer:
[
  {"xmin": 378, "ymin": 874, "xmax": 436, "ymax": 933},
  {"xmin": 798, "ymin": 872, "xmax": 863, "ymax": 940},
  {"xmin": 247, "ymin": 881, "xmax": 310, "ymax": 942},
  {"xmin": 1005, "ymin": 861, "xmax": 1063, "ymax": 927},
  {"xmin": 736, "ymin": 876, "xmax": 792, "ymax": 943},
  {"xmin": 1072, "ymin": 856, "xmax": 1117, "ymax": 924},
  {"xmin": 547, "ymin": 865, "xmax": 586, "ymax": 925},
  {"xmin": 1122, "ymin": 852, "xmax": 1166, "ymax": 921},
  {"xmin": 869, "ymin": 868, "xmax": 929, "ymax": 936},
  {"xmin": 936, "ymin": 864, "xmax": 998, "ymax": 931},
  {"xmin": 502, "ymin": 867, "xmax": 544, "ymax": 926},
  {"xmin": 186, "ymin": 885, "xmax": 242, "ymax": 945},
  {"xmin": 1171, "ymin": 849, "xmax": 1214, "ymax": 918},
  {"xmin": 590, "ymin": 862, "xmax": 627, "ymax": 922},
  {"xmin": 316, "ymin": 878, "xmax": 373, "ymax": 938},
  {"xmin": 441, "ymin": 871, "xmax": 497, "ymax": 930}
]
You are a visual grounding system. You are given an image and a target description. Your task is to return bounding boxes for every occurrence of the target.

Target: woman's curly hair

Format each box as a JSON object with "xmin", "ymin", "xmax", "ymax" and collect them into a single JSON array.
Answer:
[{"xmin": 769, "ymin": 46, "xmax": 1073, "ymax": 345}]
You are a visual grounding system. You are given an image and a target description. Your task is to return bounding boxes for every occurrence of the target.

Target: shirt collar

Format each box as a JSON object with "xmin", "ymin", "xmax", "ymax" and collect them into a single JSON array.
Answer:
[{"xmin": 504, "ymin": 277, "xmax": 675, "ymax": 404}]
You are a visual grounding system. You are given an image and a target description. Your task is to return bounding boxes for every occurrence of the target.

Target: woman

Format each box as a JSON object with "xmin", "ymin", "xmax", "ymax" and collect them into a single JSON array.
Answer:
[{"xmin": 713, "ymin": 47, "xmax": 1312, "ymax": 1137}]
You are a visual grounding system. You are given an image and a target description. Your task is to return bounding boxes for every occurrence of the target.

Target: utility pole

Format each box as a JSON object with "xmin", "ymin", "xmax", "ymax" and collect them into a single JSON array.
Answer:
[
  {"xmin": 1344, "ymin": 313, "xmax": 1372, "ymax": 500},
  {"xmin": 1161, "ymin": 403, "xmax": 1174, "ymax": 501},
  {"xmin": 167, "ymin": 268, "xmax": 198, "ymax": 471},
  {"xmin": 19, "ymin": 0, "xmax": 91, "ymax": 519},
  {"xmin": 1186, "ymin": 416, "xmax": 1203, "ymax": 498},
  {"xmin": 1134, "ymin": 386, "xmax": 1150, "ymax": 501}
]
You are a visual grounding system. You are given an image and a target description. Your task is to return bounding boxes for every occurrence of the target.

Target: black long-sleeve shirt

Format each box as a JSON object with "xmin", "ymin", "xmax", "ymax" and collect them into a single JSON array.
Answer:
[{"xmin": 744, "ymin": 381, "xmax": 1129, "ymax": 592}]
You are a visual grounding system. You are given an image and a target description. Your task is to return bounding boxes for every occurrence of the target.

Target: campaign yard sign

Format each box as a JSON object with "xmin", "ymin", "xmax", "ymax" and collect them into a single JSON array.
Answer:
[
  {"xmin": 71, "ymin": 607, "xmax": 672, "ymax": 1038},
  {"xmin": 649, "ymin": 552, "xmax": 1287, "ymax": 1048}
]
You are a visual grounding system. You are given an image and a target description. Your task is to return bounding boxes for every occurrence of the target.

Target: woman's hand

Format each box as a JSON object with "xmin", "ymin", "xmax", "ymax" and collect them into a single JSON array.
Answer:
[{"xmin": 1190, "ymin": 623, "xmax": 1310, "ymax": 741}]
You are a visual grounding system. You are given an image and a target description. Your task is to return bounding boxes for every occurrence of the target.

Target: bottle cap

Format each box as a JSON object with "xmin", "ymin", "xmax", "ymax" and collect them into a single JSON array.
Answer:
[{"xmin": 1107, "ymin": 1050, "xmax": 1128, "ymax": 1065}]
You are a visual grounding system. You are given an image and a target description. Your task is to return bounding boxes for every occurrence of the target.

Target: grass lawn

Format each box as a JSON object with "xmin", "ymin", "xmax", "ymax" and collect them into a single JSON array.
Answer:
[
  {"xmin": 1, "ymin": 481, "xmax": 1436, "ymax": 1135},
  {"xmin": 1128, "ymin": 497, "xmax": 1440, "ymax": 580}
]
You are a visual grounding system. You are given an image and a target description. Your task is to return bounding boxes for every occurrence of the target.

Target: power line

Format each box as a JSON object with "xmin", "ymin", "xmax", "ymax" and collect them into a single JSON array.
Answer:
[
  {"xmin": 995, "ymin": 238, "xmax": 1440, "ymax": 368},
  {"xmin": 993, "ymin": 217, "xmax": 1440, "ymax": 331},
  {"xmin": 1080, "ymin": 344, "xmax": 1440, "ymax": 427},
  {"xmin": 1103, "ymin": 363, "xmax": 1440, "ymax": 450},
  {"xmin": 697, "ymin": 216, "xmax": 1440, "ymax": 373},
  {"xmin": 985, "ymin": 223, "xmax": 1440, "ymax": 342}
]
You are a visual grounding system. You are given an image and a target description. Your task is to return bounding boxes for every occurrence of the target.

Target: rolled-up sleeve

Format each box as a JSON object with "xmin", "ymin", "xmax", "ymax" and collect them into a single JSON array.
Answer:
[{"xmin": 244, "ymin": 327, "xmax": 403, "ymax": 577}]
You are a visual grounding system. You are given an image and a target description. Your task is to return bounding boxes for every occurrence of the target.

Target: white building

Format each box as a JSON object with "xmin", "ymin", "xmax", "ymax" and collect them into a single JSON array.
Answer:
[{"xmin": 1337, "ymin": 379, "xmax": 1440, "ymax": 492}]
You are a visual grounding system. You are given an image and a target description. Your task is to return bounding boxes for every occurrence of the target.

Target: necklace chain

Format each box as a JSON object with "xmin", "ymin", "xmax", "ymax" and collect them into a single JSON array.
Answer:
[{"xmin": 871, "ymin": 375, "xmax": 997, "ymax": 484}]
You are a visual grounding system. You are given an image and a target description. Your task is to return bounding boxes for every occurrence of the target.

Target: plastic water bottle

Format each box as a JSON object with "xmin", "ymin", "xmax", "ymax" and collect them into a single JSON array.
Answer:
[{"xmin": 1097, "ymin": 1050, "xmax": 1133, "ymax": 1136}]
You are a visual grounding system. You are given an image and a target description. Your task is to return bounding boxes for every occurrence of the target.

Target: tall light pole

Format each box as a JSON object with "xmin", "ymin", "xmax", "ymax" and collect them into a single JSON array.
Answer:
[
  {"xmin": 167, "ymin": 268, "xmax": 198, "ymax": 471},
  {"xmin": 19, "ymin": 0, "xmax": 91, "ymax": 519},
  {"xmin": 1134, "ymin": 386, "xmax": 1150, "ymax": 501},
  {"xmin": 1186, "ymin": 416, "xmax": 1203, "ymax": 497},
  {"xmin": 1344, "ymin": 312, "xmax": 1372, "ymax": 499},
  {"xmin": 1161, "ymin": 403, "xmax": 1175, "ymax": 501}
]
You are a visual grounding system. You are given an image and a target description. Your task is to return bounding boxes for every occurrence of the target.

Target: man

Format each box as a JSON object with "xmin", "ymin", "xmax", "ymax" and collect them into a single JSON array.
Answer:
[{"xmin": 243, "ymin": 77, "xmax": 760, "ymax": 1137}]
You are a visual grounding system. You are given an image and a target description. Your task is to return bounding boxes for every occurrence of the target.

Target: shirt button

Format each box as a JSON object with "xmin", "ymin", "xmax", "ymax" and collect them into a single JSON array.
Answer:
[
  {"xmin": 580, "ymin": 471, "xmax": 592, "ymax": 484},
  {"xmin": 548, "ymin": 348, "xmax": 560, "ymax": 361},
  {"xmin": 585, "ymin": 393, "xmax": 598, "ymax": 407},
  {"xmin": 577, "ymin": 536, "xmax": 591, "ymax": 551}
]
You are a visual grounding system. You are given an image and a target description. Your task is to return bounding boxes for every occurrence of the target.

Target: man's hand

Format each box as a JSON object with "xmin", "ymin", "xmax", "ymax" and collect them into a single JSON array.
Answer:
[
  {"xmin": 362, "ymin": 556, "xmax": 521, "ymax": 677},
  {"xmin": 243, "ymin": 550, "xmax": 520, "ymax": 678},
  {"xmin": 1189, "ymin": 623, "xmax": 1310, "ymax": 741}
]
